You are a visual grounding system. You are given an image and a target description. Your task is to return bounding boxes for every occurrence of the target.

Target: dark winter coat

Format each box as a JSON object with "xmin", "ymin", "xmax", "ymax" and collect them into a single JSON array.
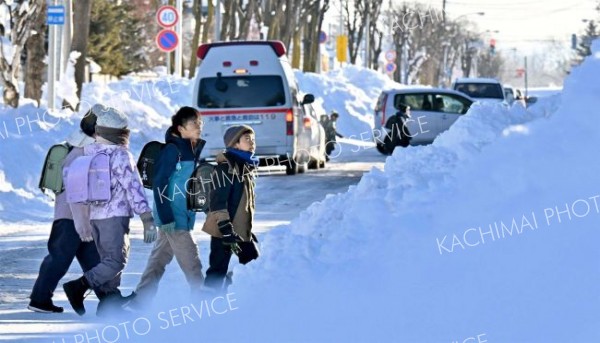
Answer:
[
  {"xmin": 325, "ymin": 120, "xmax": 343, "ymax": 143},
  {"xmin": 202, "ymin": 151, "xmax": 256, "ymax": 241},
  {"xmin": 152, "ymin": 128, "xmax": 205, "ymax": 229},
  {"xmin": 384, "ymin": 111, "xmax": 412, "ymax": 152}
]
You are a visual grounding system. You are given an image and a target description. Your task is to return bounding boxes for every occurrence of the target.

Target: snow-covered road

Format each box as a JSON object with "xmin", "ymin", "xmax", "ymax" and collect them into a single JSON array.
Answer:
[{"xmin": 0, "ymin": 139, "xmax": 384, "ymax": 342}]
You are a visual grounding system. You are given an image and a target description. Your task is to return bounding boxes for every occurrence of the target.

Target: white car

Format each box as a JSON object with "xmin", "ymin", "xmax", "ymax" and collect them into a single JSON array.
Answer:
[
  {"xmin": 452, "ymin": 77, "xmax": 506, "ymax": 105},
  {"xmin": 193, "ymin": 40, "xmax": 327, "ymax": 175},
  {"xmin": 373, "ymin": 87, "xmax": 474, "ymax": 154}
]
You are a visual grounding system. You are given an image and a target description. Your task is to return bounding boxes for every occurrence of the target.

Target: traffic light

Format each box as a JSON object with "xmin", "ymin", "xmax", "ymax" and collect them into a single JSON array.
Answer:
[{"xmin": 489, "ymin": 38, "xmax": 496, "ymax": 55}]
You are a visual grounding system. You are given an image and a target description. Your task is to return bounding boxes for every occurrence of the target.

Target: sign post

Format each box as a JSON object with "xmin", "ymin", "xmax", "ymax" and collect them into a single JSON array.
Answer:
[
  {"xmin": 156, "ymin": 5, "xmax": 180, "ymax": 75},
  {"xmin": 47, "ymin": 4, "xmax": 65, "ymax": 111}
]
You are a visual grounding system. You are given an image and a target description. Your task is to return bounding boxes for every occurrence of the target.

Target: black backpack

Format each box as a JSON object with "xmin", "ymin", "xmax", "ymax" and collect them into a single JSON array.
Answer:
[
  {"xmin": 39, "ymin": 142, "xmax": 73, "ymax": 195},
  {"xmin": 137, "ymin": 141, "xmax": 181, "ymax": 189},
  {"xmin": 186, "ymin": 162, "xmax": 218, "ymax": 213}
]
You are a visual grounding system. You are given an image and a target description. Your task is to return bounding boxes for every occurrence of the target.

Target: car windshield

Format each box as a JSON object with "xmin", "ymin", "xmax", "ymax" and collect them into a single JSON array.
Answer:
[
  {"xmin": 455, "ymin": 83, "xmax": 504, "ymax": 99},
  {"xmin": 198, "ymin": 75, "xmax": 286, "ymax": 108}
]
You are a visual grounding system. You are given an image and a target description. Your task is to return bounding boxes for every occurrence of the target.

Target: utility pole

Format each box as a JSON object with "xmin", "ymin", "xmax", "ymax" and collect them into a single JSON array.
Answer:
[
  {"xmin": 524, "ymin": 56, "xmax": 528, "ymax": 108},
  {"xmin": 61, "ymin": 0, "xmax": 73, "ymax": 76},
  {"xmin": 365, "ymin": 9, "xmax": 370, "ymax": 69},
  {"xmin": 339, "ymin": 0, "xmax": 344, "ymax": 68},
  {"xmin": 442, "ymin": 0, "xmax": 446, "ymax": 24},
  {"xmin": 47, "ymin": 0, "xmax": 59, "ymax": 110},
  {"xmin": 175, "ymin": 0, "xmax": 183, "ymax": 76},
  {"xmin": 402, "ymin": 33, "xmax": 408, "ymax": 84}
]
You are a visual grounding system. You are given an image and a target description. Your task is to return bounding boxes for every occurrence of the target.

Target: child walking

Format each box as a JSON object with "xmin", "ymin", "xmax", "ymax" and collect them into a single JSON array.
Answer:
[
  {"xmin": 130, "ymin": 107, "xmax": 206, "ymax": 308},
  {"xmin": 63, "ymin": 104, "xmax": 157, "ymax": 316},
  {"xmin": 203, "ymin": 125, "xmax": 259, "ymax": 290},
  {"xmin": 29, "ymin": 113, "xmax": 100, "ymax": 313}
]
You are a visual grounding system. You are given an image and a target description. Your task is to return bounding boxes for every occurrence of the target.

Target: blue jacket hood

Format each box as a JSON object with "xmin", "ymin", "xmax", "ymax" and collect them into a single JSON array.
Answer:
[{"xmin": 164, "ymin": 127, "xmax": 205, "ymax": 162}]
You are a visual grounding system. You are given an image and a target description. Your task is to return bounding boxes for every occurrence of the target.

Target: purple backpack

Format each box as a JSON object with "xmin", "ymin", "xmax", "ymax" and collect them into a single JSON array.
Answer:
[{"xmin": 66, "ymin": 153, "xmax": 111, "ymax": 204}]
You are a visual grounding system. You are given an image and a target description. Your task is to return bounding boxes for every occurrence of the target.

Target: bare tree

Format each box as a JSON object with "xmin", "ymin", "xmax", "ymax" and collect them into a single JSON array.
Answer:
[
  {"xmin": 344, "ymin": 0, "xmax": 383, "ymax": 65},
  {"xmin": 0, "ymin": 0, "xmax": 41, "ymax": 107},
  {"xmin": 391, "ymin": 3, "xmax": 440, "ymax": 84},
  {"xmin": 477, "ymin": 50, "xmax": 504, "ymax": 78},
  {"xmin": 302, "ymin": 0, "xmax": 330, "ymax": 72},
  {"xmin": 24, "ymin": 0, "xmax": 46, "ymax": 105},
  {"xmin": 368, "ymin": 3, "xmax": 384, "ymax": 70},
  {"xmin": 189, "ymin": 0, "xmax": 203, "ymax": 78},
  {"xmin": 71, "ymin": 0, "xmax": 92, "ymax": 110}
]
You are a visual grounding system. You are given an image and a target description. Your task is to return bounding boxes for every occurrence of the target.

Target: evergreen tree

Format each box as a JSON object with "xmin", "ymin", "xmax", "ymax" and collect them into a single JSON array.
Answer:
[
  {"xmin": 575, "ymin": 20, "xmax": 598, "ymax": 64},
  {"xmin": 88, "ymin": 0, "xmax": 148, "ymax": 77}
]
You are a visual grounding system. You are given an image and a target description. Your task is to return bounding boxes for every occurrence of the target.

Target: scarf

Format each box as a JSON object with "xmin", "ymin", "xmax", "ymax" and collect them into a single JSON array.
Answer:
[
  {"xmin": 225, "ymin": 148, "xmax": 259, "ymax": 167},
  {"xmin": 95, "ymin": 125, "xmax": 130, "ymax": 146},
  {"xmin": 225, "ymin": 148, "xmax": 257, "ymax": 215}
]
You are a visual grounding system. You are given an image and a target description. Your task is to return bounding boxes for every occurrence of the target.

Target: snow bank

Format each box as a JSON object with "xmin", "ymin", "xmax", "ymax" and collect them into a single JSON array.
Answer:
[
  {"xmin": 295, "ymin": 65, "xmax": 400, "ymax": 139},
  {"xmin": 0, "ymin": 77, "xmax": 193, "ymax": 222},
  {"xmin": 169, "ymin": 44, "xmax": 598, "ymax": 341}
]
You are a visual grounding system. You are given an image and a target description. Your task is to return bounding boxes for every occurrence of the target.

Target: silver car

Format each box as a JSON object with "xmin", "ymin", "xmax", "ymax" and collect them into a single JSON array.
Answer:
[{"xmin": 373, "ymin": 88, "xmax": 474, "ymax": 154}]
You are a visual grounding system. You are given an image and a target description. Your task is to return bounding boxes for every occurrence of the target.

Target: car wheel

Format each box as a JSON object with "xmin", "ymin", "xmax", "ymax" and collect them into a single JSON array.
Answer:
[
  {"xmin": 298, "ymin": 163, "xmax": 307, "ymax": 174},
  {"xmin": 307, "ymin": 158, "xmax": 318, "ymax": 170},
  {"xmin": 285, "ymin": 159, "xmax": 298, "ymax": 175},
  {"xmin": 376, "ymin": 143, "xmax": 388, "ymax": 155},
  {"xmin": 319, "ymin": 159, "xmax": 326, "ymax": 168}
]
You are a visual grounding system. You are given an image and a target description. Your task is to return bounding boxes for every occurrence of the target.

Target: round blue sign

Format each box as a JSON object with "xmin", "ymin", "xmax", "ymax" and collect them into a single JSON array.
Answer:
[
  {"xmin": 385, "ymin": 63, "xmax": 396, "ymax": 73},
  {"xmin": 156, "ymin": 29, "xmax": 178, "ymax": 53},
  {"xmin": 319, "ymin": 31, "xmax": 327, "ymax": 44}
]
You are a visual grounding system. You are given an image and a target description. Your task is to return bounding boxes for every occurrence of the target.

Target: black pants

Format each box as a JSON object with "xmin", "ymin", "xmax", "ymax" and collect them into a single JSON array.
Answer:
[
  {"xmin": 204, "ymin": 237, "xmax": 233, "ymax": 290},
  {"xmin": 325, "ymin": 141, "xmax": 336, "ymax": 156},
  {"xmin": 30, "ymin": 219, "xmax": 100, "ymax": 303}
]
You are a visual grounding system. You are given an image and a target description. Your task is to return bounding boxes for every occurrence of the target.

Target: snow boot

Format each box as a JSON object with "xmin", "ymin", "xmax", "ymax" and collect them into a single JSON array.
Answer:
[
  {"xmin": 96, "ymin": 290, "xmax": 135, "ymax": 317},
  {"xmin": 28, "ymin": 300, "xmax": 64, "ymax": 313},
  {"xmin": 63, "ymin": 276, "xmax": 90, "ymax": 316}
]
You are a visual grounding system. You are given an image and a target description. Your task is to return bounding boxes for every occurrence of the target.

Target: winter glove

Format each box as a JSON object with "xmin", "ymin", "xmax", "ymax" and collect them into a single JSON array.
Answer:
[
  {"xmin": 140, "ymin": 212, "xmax": 157, "ymax": 244},
  {"xmin": 158, "ymin": 222, "xmax": 176, "ymax": 232},
  {"xmin": 218, "ymin": 220, "xmax": 242, "ymax": 255}
]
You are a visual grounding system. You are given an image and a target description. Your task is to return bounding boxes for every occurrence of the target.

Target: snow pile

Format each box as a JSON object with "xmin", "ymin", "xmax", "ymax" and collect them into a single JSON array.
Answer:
[
  {"xmin": 295, "ymin": 65, "xmax": 400, "ymax": 138},
  {"xmin": 169, "ymin": 42, "xmax": 598, "ymax": 341},
  {"xmin": 0, "ymin": 77, "xmax": 193, "ymax": 222}
]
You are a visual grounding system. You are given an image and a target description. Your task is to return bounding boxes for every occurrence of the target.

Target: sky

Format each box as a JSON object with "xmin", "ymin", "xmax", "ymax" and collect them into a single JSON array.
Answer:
[
  {"xmin": 438, "ymin": 0, "xmax": 599, "ymax": 49},
  {"xmin": 325, "ymin": 0, "xmax": 599, "ymax": 53}
]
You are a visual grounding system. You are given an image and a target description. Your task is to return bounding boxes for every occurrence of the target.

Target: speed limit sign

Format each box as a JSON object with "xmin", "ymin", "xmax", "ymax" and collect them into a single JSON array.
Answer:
[{"xmin": 156, "ymin": 5, "xmax": 178, "ymax": 28}]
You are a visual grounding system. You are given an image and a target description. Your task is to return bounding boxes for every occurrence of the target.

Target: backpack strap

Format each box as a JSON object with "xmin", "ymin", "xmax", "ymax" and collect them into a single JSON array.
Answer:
[{"xmin": 165, "ymin": 142, "xmax": 182, "ymax": 170}]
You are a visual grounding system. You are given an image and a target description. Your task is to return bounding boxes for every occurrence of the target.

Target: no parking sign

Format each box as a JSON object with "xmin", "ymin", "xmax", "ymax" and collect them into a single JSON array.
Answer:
[
  {"xmin": 385, "ymin": 63, "xmax": 397, "ymax": 74},
  {"xmin": 156, "ymin": 29, "xmax": 179, "ymax": 53}
]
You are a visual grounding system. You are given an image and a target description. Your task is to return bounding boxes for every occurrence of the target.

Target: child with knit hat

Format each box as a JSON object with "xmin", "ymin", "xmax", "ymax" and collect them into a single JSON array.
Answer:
[
  {"xmin": 62, "ymin": 104, "xmax": 157, "ymax": 316},
  {"xmin": 203, "ymin": 125, "xmax": 259, "ymax": 290}
]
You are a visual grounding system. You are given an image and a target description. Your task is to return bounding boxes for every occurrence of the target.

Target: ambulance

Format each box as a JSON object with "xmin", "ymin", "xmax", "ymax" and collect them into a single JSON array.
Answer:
[{"xmin": 192, "ymin": 40, "xmax": 327, "ymax": 175}]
